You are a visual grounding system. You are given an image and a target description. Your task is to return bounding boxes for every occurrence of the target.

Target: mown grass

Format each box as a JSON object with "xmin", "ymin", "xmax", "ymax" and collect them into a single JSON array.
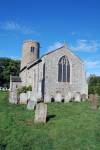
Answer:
[{"xmin": 0, "ymin": 91, "xmax": 100, "ymax": 150}]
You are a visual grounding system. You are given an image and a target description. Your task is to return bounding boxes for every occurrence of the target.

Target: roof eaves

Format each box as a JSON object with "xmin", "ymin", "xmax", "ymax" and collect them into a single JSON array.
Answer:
[{"xmin": 27, "ymin": 59, "xmax": 42, "ymax": 70}]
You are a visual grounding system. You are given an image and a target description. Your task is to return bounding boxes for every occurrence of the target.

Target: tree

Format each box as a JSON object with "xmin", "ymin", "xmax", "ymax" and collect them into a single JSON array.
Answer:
[
  {"xmin": 88, "ymin": 75, "xmax": 100, "ymax": 95},
  {"xmin": 0, "ymin": 57, "xmax": 20, "ymax": 88}
]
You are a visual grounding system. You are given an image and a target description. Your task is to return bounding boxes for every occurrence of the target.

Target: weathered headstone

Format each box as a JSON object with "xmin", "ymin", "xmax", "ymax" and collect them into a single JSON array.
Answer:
[
  {"xmin": 27, "ymin": 100, "xmax": 36, "ymax": 110},
  {"xmin": 91, "ymin": 94, "xmax": 99, "ymax": 110},
  {"xmin": 74, "ymin": 92, "xmax": 81, "ymax": 102},
  {"xmin": 81, "ymin": 94, "xmax": 87, "ymax": 101},
  {"xmin": 2, "ymin": 88, "xmax": 6, "ymax": 91},
  {"xmin": 44, "ymin": 95, "xmax": 50, "ymax": 103},
  {"xmin": 89, "ymin": 94, "xmax": 94, "ymax": 102},
  {"xmin": 65, "ymin": 92, "xmax": 72, "ymax": 102},
  {"xmin": 55, "ymin": 92, "xmax": 62, "ymax": 102},
  {"xmin": 34, "ymin": 103, "xmax": 47, "ymax": 123},
  {"xmin": 20, "ymin": 93, "xmax": 27, "ymax": 104}
]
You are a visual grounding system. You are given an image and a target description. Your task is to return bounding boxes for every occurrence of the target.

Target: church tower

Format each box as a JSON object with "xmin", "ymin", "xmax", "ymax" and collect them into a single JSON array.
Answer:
[{"xmin": 21, "ymin": 40, "xmax": 40, "ymax": 69}]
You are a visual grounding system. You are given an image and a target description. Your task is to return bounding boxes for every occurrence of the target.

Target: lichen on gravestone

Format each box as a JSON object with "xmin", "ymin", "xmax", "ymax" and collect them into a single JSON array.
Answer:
[
  {"xmin": 89, "ymin": 94, "xmax": 99, "ymax": 110},
  {"xmin": 34, "ymin": 103, "xmax": 47, "ymax": 123}
]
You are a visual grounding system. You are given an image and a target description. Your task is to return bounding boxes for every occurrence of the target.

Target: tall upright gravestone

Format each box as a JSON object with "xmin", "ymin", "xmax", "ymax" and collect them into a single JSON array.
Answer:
[
  {"xmin": 89, "ymin": 94, "xmax": 99, "ymax": 110},
  {"xmin": 74, "ymin": 92, "xmax": 81, "ymax": 102},
  {"xmin": 81, "ymin": 94, "xmax": 87, "ymax": 101},
  {"xmin": 34, "ymin": 103, "xmax": 47, "ymax": 123}
]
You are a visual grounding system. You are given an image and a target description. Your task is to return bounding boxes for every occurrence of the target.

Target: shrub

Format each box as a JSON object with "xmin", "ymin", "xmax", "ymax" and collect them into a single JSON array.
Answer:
[
  {"xmin": 27, "ymin": 85, "xmax": 32, "ymax": 91},
  {"xmin": 88, "ymin": 75, "xmax": 100, "ymax": 95},
  {"xmin": 17, "ymin": 85, "xmax": 32, "ymax": 95}
]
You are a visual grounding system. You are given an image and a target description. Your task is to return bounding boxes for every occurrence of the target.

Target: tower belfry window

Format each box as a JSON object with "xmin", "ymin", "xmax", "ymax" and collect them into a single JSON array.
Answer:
[{"xmin": 31, "ymin": 47, "xmax": 34, "ymax": 52}]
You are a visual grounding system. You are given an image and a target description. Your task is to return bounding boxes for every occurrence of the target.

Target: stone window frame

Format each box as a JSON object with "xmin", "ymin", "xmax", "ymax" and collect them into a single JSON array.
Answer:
[{"xmin": 58, "ymin": 55, "xmax": 70, "ymax": 83}]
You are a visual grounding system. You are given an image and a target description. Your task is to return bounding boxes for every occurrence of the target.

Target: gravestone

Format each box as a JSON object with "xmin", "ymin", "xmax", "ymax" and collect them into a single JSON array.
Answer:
[
  {"xmin": 74, "ymin": 92, "xmax": 81, "ymax": 102},
  {"xmin": 65, "ymin": 92, "xmax": 72, "ymax": 102},
  {"xmin": 91, "ymin": 94, "xmax": 99, "ymax": 110},
  {"xmin": 55, "ymin": 92, "xmax": 62, "ymax": 102},
  {"xmin": 27, "ymin": 100, "xmax": 36, "ymax": 110},
  {"xmin": 2, "ymin": 88, "xmax": 6, "ymax": 91},
  {"xmin": 34, "ymin": 103, "xmax": 47, "ymax": 123},
  {"xmin": 20, "ymin": 93, "xmax": 27, "ymax": 104},
  {"xmin": 81, "ymin": 94, "xmax": 87, "ymax": 101},
  {"xmin": 89, "ymin": 94, "xmax": 94, "ymax": 102}
]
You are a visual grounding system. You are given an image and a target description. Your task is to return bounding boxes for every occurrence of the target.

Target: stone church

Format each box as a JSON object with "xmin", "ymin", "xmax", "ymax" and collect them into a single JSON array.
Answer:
[{"xmin": 9, "ymin": 40, "xmax": 88, "ymax": 103}]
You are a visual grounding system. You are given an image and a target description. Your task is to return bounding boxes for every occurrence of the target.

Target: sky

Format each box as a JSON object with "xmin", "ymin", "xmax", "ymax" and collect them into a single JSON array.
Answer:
[{"xmin": 0, "ymin": 0, "xmax": 100, "ymax": 76}]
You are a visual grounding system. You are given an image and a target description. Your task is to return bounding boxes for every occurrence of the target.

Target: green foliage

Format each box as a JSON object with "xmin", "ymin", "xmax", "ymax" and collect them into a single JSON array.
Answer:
[
  {"xmin": 27, "ymin": 85, "xmax": 32, "ymax": 91},
  {"xmin": 0, "ymin": 57, "xmax": 20, "ymax": 88},
  {"xmin": 17, "ymin": 85, "xmax": 32, "ymax": 95},
  {"xmin": 88, "ymin": 75, "xmax": 100, "ymax": 95},
  {"xmin": 0, "ymin": 91, "xmax": 100, "ymax": 149},
  {"xmin": 17, "ymin": 86, "xmax": 27, "ymax": 95}
]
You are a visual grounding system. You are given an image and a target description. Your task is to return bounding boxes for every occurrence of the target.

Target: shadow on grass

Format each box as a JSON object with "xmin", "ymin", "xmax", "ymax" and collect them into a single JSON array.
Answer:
[{"xmin": 46, "ymin": 115, "xmax": 56, "ymax": 122}]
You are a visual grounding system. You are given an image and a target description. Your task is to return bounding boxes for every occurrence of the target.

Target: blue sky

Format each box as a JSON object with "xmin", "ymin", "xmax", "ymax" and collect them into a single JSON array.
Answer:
[{"xmin": 0, "ymin": 0, "xmax": 100, "ymax": 76}]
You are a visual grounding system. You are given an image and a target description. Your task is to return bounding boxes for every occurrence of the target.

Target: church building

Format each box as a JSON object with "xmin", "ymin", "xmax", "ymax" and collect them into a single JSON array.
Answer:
[{"xmin": 9, "ymin": 40, "xmax": 88, "ymax": 103}]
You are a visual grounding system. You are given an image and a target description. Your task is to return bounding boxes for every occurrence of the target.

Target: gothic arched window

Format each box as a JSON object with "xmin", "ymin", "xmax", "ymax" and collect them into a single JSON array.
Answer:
[{"xmin": 58, "ymin": 56, "xmax": 70, "ymax": 82}]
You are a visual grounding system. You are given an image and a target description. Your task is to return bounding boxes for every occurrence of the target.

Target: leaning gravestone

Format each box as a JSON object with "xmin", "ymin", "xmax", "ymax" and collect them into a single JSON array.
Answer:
[
  {"xmin": 55, "ymin": 92, "xmax": 62, "ymax": 102},
  {"xmin": 34, "ymin": 103, "xmax": 47, "ymax": 123},
  {"xmin": 74, "ymin": 92, "xmax": 81, "ymax": 102},
  {"xmin": 27, "ymin": 100, "xmax": 36, "ymax": 110}
]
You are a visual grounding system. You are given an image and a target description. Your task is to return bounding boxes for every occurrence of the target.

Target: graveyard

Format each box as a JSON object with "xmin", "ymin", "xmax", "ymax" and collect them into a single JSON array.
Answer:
[{"xmin": 0, "ymin": 91, "xmax": 100, "ymax": 150}]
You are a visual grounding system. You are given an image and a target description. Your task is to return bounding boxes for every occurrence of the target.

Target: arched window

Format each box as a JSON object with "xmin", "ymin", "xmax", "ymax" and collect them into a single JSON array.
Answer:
[{"xmin": 58, "ymin": 56, "xmax": 70, "ymax": 82}]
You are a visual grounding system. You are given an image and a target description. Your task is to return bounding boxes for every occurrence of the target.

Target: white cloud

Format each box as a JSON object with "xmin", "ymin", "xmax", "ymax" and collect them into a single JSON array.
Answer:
[
  {"xmin": 47, "ymin": 42, "xmax": 64, "ymax": 52},
  {"xmin": 70, "ymin": 39, "xmax": 100, "ymax": 52},
  {"xmin": 0, "ymin": 21, "xmax": 37, "ymax": 35}
]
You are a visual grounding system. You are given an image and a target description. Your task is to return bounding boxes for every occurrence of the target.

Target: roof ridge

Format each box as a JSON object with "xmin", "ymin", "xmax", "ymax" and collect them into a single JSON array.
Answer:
[{"xmin": 41, "ymin": 45, "xmax": 65, "ymax": 58}]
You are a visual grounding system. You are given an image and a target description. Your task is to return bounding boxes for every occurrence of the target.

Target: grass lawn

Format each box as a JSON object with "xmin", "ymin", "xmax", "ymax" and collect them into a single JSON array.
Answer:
[{"xmin": 0, "ymin": 92, "xmax": 100, "ymax": 150}]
